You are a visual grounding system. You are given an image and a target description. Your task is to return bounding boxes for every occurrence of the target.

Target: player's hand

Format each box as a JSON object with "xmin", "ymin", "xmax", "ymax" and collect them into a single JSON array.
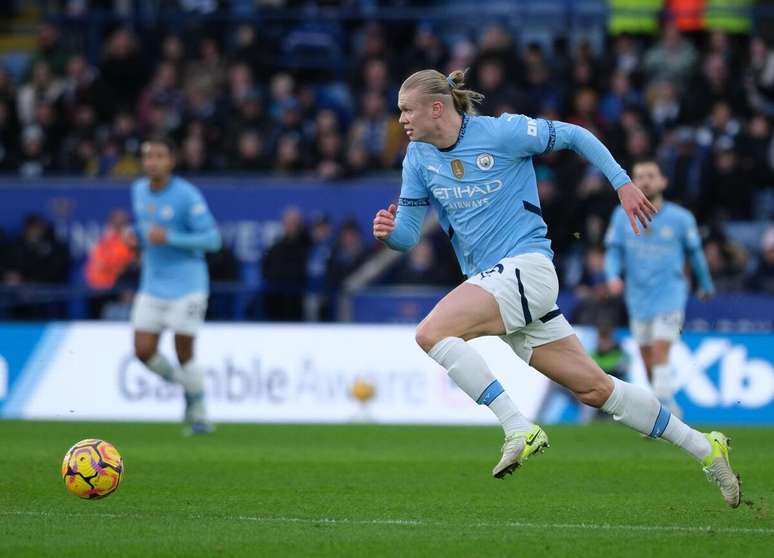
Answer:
[
  {"xmin": 607, "ymin": 277, "xmax": 624, "ymax": 297},
  {"xmin": 373, "ymin": 204, "xmax": 397, "ymax": 241},
  {"xmin": 123, "ymin": 229, "xmax": 138, "ymax": 248},
  {"xmin": 618, "ymin": 183, "xmax": 657, "ymax": 235},
  {"xmin": 148, "ymin": 225, "xmax": 168, "ymax": 245}
]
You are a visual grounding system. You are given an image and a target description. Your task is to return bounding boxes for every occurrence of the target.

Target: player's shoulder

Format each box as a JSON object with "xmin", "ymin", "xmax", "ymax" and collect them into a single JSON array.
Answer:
[
  {"xmin": 171, "ymin": 175, "xmax": 204, "ymax": 199},
  {"xmin": 404, "ymin": 141, "xmax": 433, "ymax": 168},
  {"xmin": 131, "ymin": 177, "xmax": 149, "ymax": 193},
  {"xmin": 663, "ymin": 201, "xmax": 695, "ymax": 223}
]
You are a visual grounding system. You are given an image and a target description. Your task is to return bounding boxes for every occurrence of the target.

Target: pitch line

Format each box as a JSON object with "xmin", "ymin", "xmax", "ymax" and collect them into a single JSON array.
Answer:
[{"xmin": 3, "ymin": 511, "xmax": 772, "ymax": 535}]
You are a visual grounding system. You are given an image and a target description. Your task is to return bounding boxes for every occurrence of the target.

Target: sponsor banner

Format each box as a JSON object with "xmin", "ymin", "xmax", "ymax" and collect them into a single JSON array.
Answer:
[
  {"xmin": 0, "ymin": 323, "xmax": 773, "ymax": 424},
  {"xmin": 0, "ymin": 322, "xmax": 549, "ymax": 424}
]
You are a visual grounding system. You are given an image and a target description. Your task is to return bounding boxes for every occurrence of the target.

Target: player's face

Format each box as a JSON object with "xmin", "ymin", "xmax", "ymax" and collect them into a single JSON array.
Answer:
[
  {"xmin": 632, "ymin": 162, "xmax": 667, "ymax": 200},
  {"xmin": 397, "ymin": 89, "xmax": 436, "ymax": 142},
  {"xmin": 141, "ymin": 142, "xmax": 174, "ymax": 180}
]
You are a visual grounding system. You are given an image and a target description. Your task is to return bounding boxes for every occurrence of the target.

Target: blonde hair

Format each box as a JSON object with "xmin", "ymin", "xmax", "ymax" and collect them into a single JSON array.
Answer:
[{"xmin": 400, "ymin": 68, "xmax": 484, "ymax": 115}]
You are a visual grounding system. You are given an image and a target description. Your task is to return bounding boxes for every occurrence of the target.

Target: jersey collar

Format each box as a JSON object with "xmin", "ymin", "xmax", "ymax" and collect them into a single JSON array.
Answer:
[{"xmin": 438, "ymin": 113, "xmax": 468, "ymax": 152}]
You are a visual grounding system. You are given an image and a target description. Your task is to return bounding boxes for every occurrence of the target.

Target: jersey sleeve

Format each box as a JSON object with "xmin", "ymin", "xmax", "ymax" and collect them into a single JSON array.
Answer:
[
  {"xmin": 498, "ymin": 113, "xmax": 554, "ymax": 158},
  {"xmin": 130, "ymin": 181, "xmax": 146, "ymax": 245},
  {"xmin": 166, "ymin": 187, "xmax": 222, "ymax": 252},
  {"xmin": 186, "ymin": 189, "xmax": 217, "ymax": 232},
  {"xmin": 604, "ymin": 208, "xmax": 626, "ymax": 280},
  {"xmin": 384, "ymin": 148, "xmax": 429, "ymax": 252},
  {"xmin": 682, "ymin": 211, "xmax": 715, "ymax": 294},
  {"xmin": 681, "ymin": 210, "xmax": 702, "ymax": 252},
  {"xmin": 551, "ymin": 121, "xmax": 631, "ymax": 189}
]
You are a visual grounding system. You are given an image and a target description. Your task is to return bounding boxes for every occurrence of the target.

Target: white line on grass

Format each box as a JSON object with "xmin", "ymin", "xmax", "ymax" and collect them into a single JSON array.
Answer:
[{"xmin": 3, "ymin": 510, "xmax": 772, "ymax": 536}]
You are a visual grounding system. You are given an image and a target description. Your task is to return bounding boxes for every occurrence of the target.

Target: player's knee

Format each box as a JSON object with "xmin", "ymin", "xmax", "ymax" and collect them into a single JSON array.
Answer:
[
  {"xmin": 574, "ymin": 376, "xmax": 614, "ymax": 408},
  {"xmin": 134, "ymin": 344, "xmax": 155, "ymax": 363},
  {"xmin": 415, "ymin": 323, "xmax": 441, "ymax": 354},
  {"xmin": 176, "ymin": 349, "xmax": 193, "ymax": 366}
]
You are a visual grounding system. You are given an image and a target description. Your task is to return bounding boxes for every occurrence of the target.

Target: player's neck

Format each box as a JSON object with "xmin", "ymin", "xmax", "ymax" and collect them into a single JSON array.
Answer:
[
  {"xmin": 432, "ymin": 111, "xmax": 464, "ymax": 150},
  {"xmin": 149, "ymin": 175, "xmax": 172, "ymax": 192},
  {"xmin": 650, "ymin": 195, "xmax": 664, "ymax": 210}
]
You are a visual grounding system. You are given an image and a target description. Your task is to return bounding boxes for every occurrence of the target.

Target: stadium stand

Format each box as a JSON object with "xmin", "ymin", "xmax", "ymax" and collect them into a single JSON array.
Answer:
[{"xmin": 0, "ymin": 0, "xmax": 772, "ymax": 326}]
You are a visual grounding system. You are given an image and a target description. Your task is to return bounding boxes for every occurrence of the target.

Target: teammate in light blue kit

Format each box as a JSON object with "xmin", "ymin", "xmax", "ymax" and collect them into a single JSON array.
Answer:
[
  {"xmin": 130, "ymin": 138, "xmax": 221, "ymax": 434},
  {"xmin": 372, "ymin": 69, "xmax": 739, "ymax": 507},
  {"xmin": 605, "ymin": 158, "xmax": 714, "ymax": 415}
]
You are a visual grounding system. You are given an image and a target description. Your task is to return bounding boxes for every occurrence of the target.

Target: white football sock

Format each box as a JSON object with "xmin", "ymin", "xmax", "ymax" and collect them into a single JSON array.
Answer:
[
  {"xmin": 144, "ymin": 352, "xmax": 175, "ymax": 381},
  {"xmin": 181, "ymin": 361, "xmax": 207, "ymax": 423},
  {"xmin": 651, "ymin": 363, "xmax": 674, "ymax": 402},
  {"xmin": 602, "ymin": 377, "xmax": 710, "ymax": 461},
  {"xmin": 428, "ymin": 337, "xmax": 533, "ymax": 435}
]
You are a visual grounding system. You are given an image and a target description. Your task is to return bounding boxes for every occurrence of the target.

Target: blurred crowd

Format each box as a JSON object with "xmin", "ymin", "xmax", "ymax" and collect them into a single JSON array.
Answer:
[{"xmin": 1, "ymin": 9, "xmax": 774, "ymax": 320}]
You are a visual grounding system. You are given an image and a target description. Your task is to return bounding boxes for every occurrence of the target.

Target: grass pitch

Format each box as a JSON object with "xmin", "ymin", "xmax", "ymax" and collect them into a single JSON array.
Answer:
[{"xmin": 0, "ymin": 421, "xmax": 772, "ymax": 557}]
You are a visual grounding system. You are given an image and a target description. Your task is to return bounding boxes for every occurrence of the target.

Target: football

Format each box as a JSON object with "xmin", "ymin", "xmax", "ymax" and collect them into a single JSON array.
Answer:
[{"xmin": 61, "ymin": 439, "xmax": 124, "ymax": 499}]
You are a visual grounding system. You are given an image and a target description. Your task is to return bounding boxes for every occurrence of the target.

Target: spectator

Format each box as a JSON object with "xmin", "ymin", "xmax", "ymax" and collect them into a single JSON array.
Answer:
[
  {"xmin": 84, "ymin": 209, "xmax": 137, "ymax": 315},
  {"xmin": 738, "ymin": 113, "xmax": 774, "ymax": 188},
  {"xmin": 348, "ymin": 91, "xmax": 404, "ymax": 169},
  {"xmin": 27, "ymin": 23, "xmax": 70, "ymax": 77},
  {"xmin": 392, "ymin": 239, "xmax": 449, "ymax": 286},
  {"xmin": 18, "ymin": 125, "xmax": 51, "ymax": 177},
  {"xmin": 747, "ymin": 226, "xmax": 774, "ymax": 293},
  {"xmin": 261, "ymin": 206, "xmax": 309, "ymax": 321},
  {"xmin": 700, "ymin": 139, "xmax": 752, "ymax": 220},
  {"xmin": 137, "ymin": 61, "xmax": 184, "ymax": 132},
  {"xmin": 305, "ymin": 214, "xmax": 335, "ymax": 321},
  {"xmin": 327, "ymin": 220, "xmax": 369, "ymax": 293},
  {"xmin": 745, "ymin": 37, "xmax": 774, "ymax": 116},
  {"xmin": 315, "ymin": 132, "xmax": 345, "ymax": 180},
  {"xmin": 0, "ymin": 99, "xmax": 19, "ymax": 171},
  {"xmin": 599, "ymin": 71, "xmax": 643, "ymax": 125},
  {"xmin": 98, "ymin": 28, "xmax": 146, "ymax": 116},
  {"xmin": 4, "ymin": 214, "xmax": 69, "ymax": 285},
  {"xmin": 16, "ymin": 61, "xmax": 63, "ymax": 126},
  {"xmin": 572, "ymin": 245, "xmax": 625, "ymax": 326},
  {"xmin": 404, "ymin": 23, "xmax": 448, "ymax": 76},
  {"xmin": 228, "ymin": 129, "xmax": 267, "ymax": 171},
  {"xmin": 703, "ymin": 235, "xmax": 748, "ymax": 292},
  {"xmin": 643, "ymin": 21, "xmax": 698, "ymax": 91}
]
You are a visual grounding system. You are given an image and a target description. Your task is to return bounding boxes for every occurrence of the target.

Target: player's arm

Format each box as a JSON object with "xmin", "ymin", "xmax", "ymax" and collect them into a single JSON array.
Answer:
[
  {"xmin": 604, "ymin": 209, "xmax": 625, "ymax": 296},
  {"xmin": 504, "ymin": 114, "xmax": 657, "ymax": 234},
  {"xmin": 683, "ymin": 213, "xmax": 715, "ymax": 298},
  {"xmin": 374, "ymin": 152, "xmax": 428, "ymax": 251},
  {"xmin": 165, "ymin": 191, "xmax": 222, "ymax": 252}
]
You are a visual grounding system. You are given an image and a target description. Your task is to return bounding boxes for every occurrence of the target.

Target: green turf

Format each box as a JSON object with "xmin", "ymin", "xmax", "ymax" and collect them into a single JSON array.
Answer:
[{"xmin": 0, "ymin": 421, "xmax": 772, "ymax": 557}]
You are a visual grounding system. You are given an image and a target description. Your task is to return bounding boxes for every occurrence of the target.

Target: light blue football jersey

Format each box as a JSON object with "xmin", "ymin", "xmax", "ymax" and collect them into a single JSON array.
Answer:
[
  {"xmin": 386, "ymin": 113, "xmax": 631, "ymax": 277},
  {"xmin": 604, "ymin": 201, "xmax": 714, "ymax": 320},
  {"xmin": 131, "ymin": 176, "xmax": 221, "ymax": 299}
]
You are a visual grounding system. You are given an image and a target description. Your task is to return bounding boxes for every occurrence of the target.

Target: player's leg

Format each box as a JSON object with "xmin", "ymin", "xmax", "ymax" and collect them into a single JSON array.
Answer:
[
  {"xmin": 416, "ymin": 282, "xmax": 534, "ymax": 436},
  {"xmin": 416, "ymin": 281, "xmax": 544, "ymax": 478},
  {"xmin": 131, "ymin": 293, "xmax": 176, "ymax": 381},
  {"xmin": 638, "ymin": 344, "xmax": 653, "ymax": 380},
  {"xmin": 530, "ymin": 334, "xmax": 740, "ymax": 507},
  {"xmin": 649, "ymin": 311, "xmax": 684, "ymax": 416},
  {"xmin": 170, "ymin": 292, "xmax": 211, "ymax": 432}
]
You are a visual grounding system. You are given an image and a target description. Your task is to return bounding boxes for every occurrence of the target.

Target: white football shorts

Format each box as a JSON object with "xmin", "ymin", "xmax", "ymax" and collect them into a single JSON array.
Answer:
[
  {"xmin": 130, "ymin": 291, "xmax": 208, "ymax": 336},
  {"xmin": 630, "ymin": 311, "xmax": 684, "ymax": 346},
  {"xmin": 466, "ymin": 252, "xmax": 575, "ymax": 363}
]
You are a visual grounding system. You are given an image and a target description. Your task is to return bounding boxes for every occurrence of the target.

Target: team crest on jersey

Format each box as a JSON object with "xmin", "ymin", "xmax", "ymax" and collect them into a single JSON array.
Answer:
[
  {"xmin": 451, "ymin": 159, "xmax": 465, "ymax": 179},
  {"xmin": 476, "ymin": 153, "xmax": 495, "ymax": 170},
  {"xmin": 146, "ymin": 203, "xmax": 156, "ymax": 215},
  {"xmin": 660, "ymin": 226, "xmax": 674, "ymax": 240},
  {"xmin": 160, "ymin": 205, "xmax": 175, "ymax": 220}
]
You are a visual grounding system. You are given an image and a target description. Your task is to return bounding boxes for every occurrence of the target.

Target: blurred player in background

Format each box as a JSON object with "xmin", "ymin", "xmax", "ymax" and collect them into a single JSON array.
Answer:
[
  {"xmin": 605, "ymin": 159, "xmax": 715, "ymax": 417},
  {"xmin": 131, "ymin": 138, "xmax": 221, "ymax": 434},
  {"xmin": 373, "ymin": 69, "xmax": 739, "ymax": 507}
]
